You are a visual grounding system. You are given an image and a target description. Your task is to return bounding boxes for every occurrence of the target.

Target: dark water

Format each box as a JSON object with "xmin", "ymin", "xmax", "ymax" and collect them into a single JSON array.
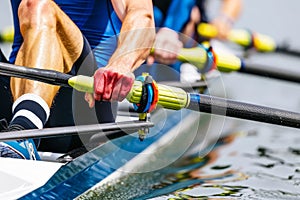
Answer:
[
  {"xmin": 79, "ymin": 128, "xmax": 300, "ymax": 200},
  {"xmin": 148, "ymin": 129, "xmax": 300, "ymax": 199}
]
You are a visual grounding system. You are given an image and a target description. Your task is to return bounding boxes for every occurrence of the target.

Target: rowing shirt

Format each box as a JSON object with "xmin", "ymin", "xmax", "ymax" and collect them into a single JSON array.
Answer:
[
  {"xmin": 153, "ymin": 0, "xmax": 196, "ymax": 32},
  {"xmin": 153, "ymin": 0, "xmax": 209, "ymax": 34},
  {"xmin": 9, "ymin": 0, "xmax": 122, "ymax": 69},
  {"xmin": 196, "ymin": 0, "xmax": 208, "ymax": 23}
]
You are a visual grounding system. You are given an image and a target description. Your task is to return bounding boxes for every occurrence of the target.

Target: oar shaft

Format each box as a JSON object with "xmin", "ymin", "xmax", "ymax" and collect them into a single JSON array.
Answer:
[
  {"xmin": 240, "ymin": 62, "xmax": 300, "ymax": 84},
  {"xmin": 129, "ymin": 82, "xmax": 300, "ymax": 129},
  {"xmin": 0, "ymin": 121, "xmax": 154, "ymax": 141},
  {"xmin": 187, "ymin": 93, "xmax": 300, "ymax": 128},
  {"xmin": 276, "ymin": 46, "xmax": 300, "ymax": 57},
  {"xmin": 0, "ymin": 61, "xmax": 72, "ymax": 87},
  {"xmin": 1, "ymin": 61, "xmax": 300, "ymax": 129}
]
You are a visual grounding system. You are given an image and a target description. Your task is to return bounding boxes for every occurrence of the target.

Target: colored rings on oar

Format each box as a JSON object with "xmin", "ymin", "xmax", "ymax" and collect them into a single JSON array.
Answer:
[
  {"xmin": 243, "ymin": 30, "xmax": 256, "ymax": 50},
  {"xmin": 133, "ymin": 74, "xmax": 158, "ymax": 113},
  {"xmin": 199, "ymin": 44, "xmax": 217, "ymax": 73}
]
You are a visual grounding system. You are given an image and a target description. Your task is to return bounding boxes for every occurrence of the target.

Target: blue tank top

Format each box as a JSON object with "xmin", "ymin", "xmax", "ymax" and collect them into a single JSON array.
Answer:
[
  {"xmin": 9, "ymin": 0, "xmax": 122, "ymax": 68},
  {"xmin": 196, "ymin": 0, "xmax": 208, "ymax": 23},
  {"xmin": 153, "ymin": 0, "xmax": 196, "ymax": 32}
]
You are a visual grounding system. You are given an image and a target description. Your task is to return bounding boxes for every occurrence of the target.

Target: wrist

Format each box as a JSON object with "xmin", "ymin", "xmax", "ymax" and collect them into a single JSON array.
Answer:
[{"xmin": 218, "ymin": 13, "xmax": 235, "ymax": 26}]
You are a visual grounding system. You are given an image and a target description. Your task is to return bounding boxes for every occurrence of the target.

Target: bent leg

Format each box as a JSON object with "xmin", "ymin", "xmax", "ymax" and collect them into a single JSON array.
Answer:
[
  {"xmin": 12, "ymin": 0, "xmax": 83, "ymax": 107},
  {"xmin": 1, "ymin": 0, "xmax": 84, "ymax": 159}
]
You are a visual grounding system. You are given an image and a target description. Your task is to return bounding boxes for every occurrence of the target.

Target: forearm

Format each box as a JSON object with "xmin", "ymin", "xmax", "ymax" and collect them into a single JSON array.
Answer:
[
  {"xmin": 107, "ymin": 6, "xmax": 155, "ymax": 73},
  {"xmin": 220, "ymin": 0, "xmax": 243, "ymax": 22}
]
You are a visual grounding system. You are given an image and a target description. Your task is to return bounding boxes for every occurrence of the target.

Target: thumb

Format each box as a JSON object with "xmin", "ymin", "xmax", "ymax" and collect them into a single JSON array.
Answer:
[
  {"xmin": 85, "ymin": 92, "xmax": 95, "ymax": 108},
  {"xmin": 147, "ymin": 55, "xmax": 155, "ymax": 65}
]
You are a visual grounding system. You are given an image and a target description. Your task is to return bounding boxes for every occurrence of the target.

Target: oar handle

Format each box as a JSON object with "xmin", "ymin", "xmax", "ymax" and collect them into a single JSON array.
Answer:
[
  {"xmin": 69, "ymin": 75, "xmax": 300, "ymax": 129},
  {"xmin": 179, "ymin": 46, "xmax": 243, "ymax": 73},
  {"xmin": 0, "ymin": 61, "xmax": 190, "ymax": 110},
  {"xmin": 177, "ymin": 48, "xmax": 207, "ymax": 69},
  {"xmin": 197, "ymin": 23, "xmax": 277, "ymax": 52},
  {"xmin": 178, "ymin": 46, "xmax": 300, "ymax": 84},
  {"xmin": 151, "ymin": 45, "xmax": 242, "ymax": 73},
  {"xmin": 0, "ymin": 26, "xmax": 14, "ymax": 43},
  {"xmin": 150, "ymin": 47, "xmax": 208, "ymax": 69},
  {"xmin": 68, "ymin": 75, "xmax": 190, "ymax": 110}
]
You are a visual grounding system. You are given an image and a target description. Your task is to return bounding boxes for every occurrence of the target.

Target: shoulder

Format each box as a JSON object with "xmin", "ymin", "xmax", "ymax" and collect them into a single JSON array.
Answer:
[{"xmin": 111, "ymin": 0, "xmax": 126, "ymax": 21}]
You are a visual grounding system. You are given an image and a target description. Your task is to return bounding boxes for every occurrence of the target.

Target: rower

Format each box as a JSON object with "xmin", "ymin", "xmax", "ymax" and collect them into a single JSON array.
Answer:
[
  {"xmin": 195, "ymin": 0, "xmax": 243, "ymax": 41},
  {"xmin": 0, "ymin": 0, "xmax": 155, "ymax": 160},
  {"xmin": 136, "ymin": 0, "xmax": 197, "ymax": 82},
  {"xmin": 139, "ymin": 0, "xmax": 242, "ymax": 82}
]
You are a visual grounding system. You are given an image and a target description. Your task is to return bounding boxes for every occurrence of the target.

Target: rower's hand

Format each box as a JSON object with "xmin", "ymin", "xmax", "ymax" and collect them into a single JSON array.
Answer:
[
  {"xmin": 85, "ymin": 68, "xmax": 134, "ymax": 108},
  {"xmin": 147, "ymin": 27, "xmax": 183, "ymax": 65},
  {"xmin": 211, "ymin": 15, "xmax": 234, "ymax": 40}
]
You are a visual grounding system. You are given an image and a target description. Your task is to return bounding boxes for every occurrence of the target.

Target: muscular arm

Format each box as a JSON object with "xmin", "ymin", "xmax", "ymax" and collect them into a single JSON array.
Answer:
[
  {"xmin": 220, "ymin": 0, "xmax": 242, "ymax": 22},
  {"xmin": 212, "ymin": 0, "xmax": 243, "ymax": 39},
  {"xmin": 89, "ymin": 0, "xmax": 155, "ymax": 104},
  {"xmin": 109, "ymin": 0, "xmax": 155, "ymax": 73}
]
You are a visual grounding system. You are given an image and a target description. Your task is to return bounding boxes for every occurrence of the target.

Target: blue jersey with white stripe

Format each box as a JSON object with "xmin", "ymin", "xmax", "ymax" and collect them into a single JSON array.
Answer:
[{"xmin": 10, "ymin": 0, "xmax": 122, "ymax": 68}]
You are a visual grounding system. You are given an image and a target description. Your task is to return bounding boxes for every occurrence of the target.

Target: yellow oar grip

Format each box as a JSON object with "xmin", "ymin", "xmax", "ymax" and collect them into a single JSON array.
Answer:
[
  {"xmin": 228, "ymin": 29, "xmax": 252, "ymax": 47},
  {"xmin": 198, "ymin": 23, "xmax": 277, "ymax": 52},
  {"xmin": 229, "ymin": 29, "xmax": 276, "ymax": 52},
  {"xmin": 0, "ymin": 26, "xmax": 14, "ymax": 43},
  {"xmin": 127, "ymin": 81, "xmax": 188, "ymax": 110},
  {"xmin": 197, "ymin": 23, "xmax": 218, "ymax": 38},
  {"xmin": 68, "ymin": 75, "xmax": 189, "ymax": 110},
  {"xmin": 216, "ymin": 53, "xmax": 242, "ymax": 72},
  {"xmin": 177, "ymin": 47, "xmax": 207, "ymax": 69},
  {"xmin": 252, "ymin": 33, "xmax": 276, "ymax": 52},
  {"xmin": 68, "ymin": 75, "xmax": 94, "ymax": 93},
  {"xmin": 151, "ymin": 47, "xmax": 207, "ymax": 69}
]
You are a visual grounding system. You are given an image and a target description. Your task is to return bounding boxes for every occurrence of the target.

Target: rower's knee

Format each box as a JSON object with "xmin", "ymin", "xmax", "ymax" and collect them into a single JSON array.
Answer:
[{"xmin": 18, "ymin": 0, "xmax": 56, "ymax": 33}]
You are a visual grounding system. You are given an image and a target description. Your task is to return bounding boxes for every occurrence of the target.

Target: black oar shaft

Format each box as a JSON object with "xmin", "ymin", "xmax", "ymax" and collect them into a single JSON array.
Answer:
[
  {"xmin": 239, "ymin": 62, "xmax": 300, "ymax": 84},
  {"xmin": 276, "ymin": 46, "xmax": 300, "ymax": 57},
  {"xmin": 188, "ymin": 93, "xmax": 300, "ymax": 129},
  {"xmin": 0, "ymin": 62, "xmax": 72, "ymax": 87},
  {"xmin": 0, "ymin": 49, "xmax": 8, "ymax": 63},
  {"xmin": 1, "ymin": 60, "xmax": 300, "ymax": 129},
  {"xmin": 0, "ymin": 121, "xmax": 154, "ymax": 141}
]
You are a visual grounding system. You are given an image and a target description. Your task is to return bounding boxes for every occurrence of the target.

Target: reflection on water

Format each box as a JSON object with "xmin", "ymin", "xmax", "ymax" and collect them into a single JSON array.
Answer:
[
  {"xmin": 149, "ymin": 130, "xmax": 300, "ymax": 200},
  {"xmin": 81, "ymin": 129, "xmax": 300, "ymax": 200}
]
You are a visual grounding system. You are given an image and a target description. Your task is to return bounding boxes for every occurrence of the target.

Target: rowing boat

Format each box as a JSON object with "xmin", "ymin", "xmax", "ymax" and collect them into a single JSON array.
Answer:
[{"xmin": 0, "ymin": 67, "xmax": 231, "ymax": 199}]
